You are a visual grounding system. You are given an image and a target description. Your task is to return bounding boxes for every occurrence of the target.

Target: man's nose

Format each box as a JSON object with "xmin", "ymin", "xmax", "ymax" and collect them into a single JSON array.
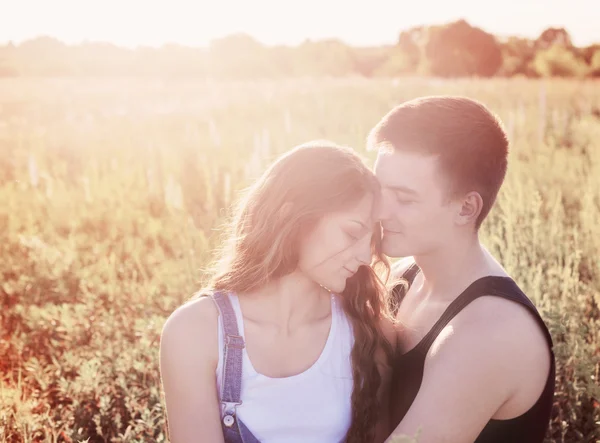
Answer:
[{"xmin": 375, "ymin": 192, "xmax": 392, "ymax": 221}]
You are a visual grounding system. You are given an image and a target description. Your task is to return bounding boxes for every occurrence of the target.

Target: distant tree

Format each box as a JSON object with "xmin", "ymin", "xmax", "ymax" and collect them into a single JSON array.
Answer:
[
  {"xmin": 532, "ymin": 45, "xmax": 587, "ymax": 77},
  {"xmin": 208, "ymin": 33, "xmax": 270, "ymax": 78},
  {"xmin": 353, "ymin": 47, "xmax": 389, "ymax": 77},
  {"xmin": 294, "ymin": 39, "xmax": 356, "ymax": 76},
  {"xmin": 589, "ymin": 50, "xmax": 600, "ymax": 77},
  {"xmin": 580, "ymin": 44, "xmax": 600, "ymax": 65},
  {"xmin": 154, "ymin": 44, "xmax": 208, "ymax": 78},
  {"xmin": 498, "ymin": 37, "xmax": 537, "ymax": 76},
  {"xmin": 268, "ymin": 45, "xmax": 296, "ymax": 77},
  {"xmin": 1, "ymin": 25, "xmax": 598, "ymax": 78},
  {"xmin": 0, "ymin": 43, "xmax": 19, "ymax": 77},
  {"xmin": 374, "ymin": 47, "xmax": 419, "ymax": 76},
  {"xmin": 73, "ymin": 42, "xmax": 134, "ymax": 76},
  {"xmin": 0, "ymin": 61, "xmax": 18, "ymax": 77},
  {"xmin": 530, "ymin": 28, "xmax": 592, "ymax": 78},
  {"xmin": 18, "ymin": 36, "xmax": 67, "ymax": 53},
  {"xmin": 424, "ymin": 20, "xmax": 503, "ymax": 77},
  {"xmin": 372, "ymin": 27, "xmax": 424, "ymax": 76},
  {"xmin": 209, "ymin": 33, "xmax": 264, "ymax": 56},
  {"xmin": 397, "ymin": 29, "xmax": 421, "ymax": 70},
  {"xmin": 535, "ymin": 27, "xmax": 573, "ymax": 50}
]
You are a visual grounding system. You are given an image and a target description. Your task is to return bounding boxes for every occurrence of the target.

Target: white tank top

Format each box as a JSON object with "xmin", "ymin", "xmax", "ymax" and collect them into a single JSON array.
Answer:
[{"xmin": 216, "ymin": 293, "xmax": 355, "ymax": 443}]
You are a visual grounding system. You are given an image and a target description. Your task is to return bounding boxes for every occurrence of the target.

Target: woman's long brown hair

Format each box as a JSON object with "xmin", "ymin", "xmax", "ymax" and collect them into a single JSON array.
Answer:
[{"xmin": 196, "ymin": 140, "xmax": 394, "ymax": 442}]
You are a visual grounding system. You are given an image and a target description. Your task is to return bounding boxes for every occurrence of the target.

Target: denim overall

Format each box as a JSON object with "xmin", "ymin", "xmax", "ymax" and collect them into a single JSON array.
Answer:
[{"xmin": 211, "ymin": 291, "xmax": 261, "ymax": 443}]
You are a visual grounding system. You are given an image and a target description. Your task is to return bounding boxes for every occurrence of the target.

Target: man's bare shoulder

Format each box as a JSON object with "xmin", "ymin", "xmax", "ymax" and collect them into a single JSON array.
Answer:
[
  {"xmin": 432, "ymin": 294, "xmax": 551, "ymax": 357},
  {"xmin": 428, "ymin": 294, "xmax": 552, "ymax": 403}
]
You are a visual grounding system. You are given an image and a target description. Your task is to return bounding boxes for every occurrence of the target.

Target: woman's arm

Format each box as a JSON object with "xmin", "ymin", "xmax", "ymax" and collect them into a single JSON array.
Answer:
[{"xmin": 159, "ymin": 297, "xmax": 225, "ymax": 443}]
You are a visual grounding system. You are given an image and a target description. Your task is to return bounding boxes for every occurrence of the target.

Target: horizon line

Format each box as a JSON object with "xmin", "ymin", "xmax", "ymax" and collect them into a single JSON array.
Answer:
[{"xmin": 1, "ymin": 21, "xmax": 598, "ymax": 50}]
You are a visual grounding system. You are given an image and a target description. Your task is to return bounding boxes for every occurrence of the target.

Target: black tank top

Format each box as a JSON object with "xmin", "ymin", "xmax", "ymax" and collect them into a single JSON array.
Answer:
[{"xmin": 389, "ymin": 263, "xmax": 556, "ymax": 443}]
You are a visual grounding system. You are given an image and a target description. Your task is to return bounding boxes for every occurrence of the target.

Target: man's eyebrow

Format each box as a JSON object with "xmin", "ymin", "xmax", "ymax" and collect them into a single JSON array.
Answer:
[{"xmin": 386, "ymin": 185, "xmax": 418, "ymax": 195}]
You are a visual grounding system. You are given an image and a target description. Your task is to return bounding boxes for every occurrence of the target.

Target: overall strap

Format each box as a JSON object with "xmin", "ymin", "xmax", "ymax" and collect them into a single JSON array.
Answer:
[{"xmin": 211, "ymin": 291, "xmax": 246, "ymax": 428}]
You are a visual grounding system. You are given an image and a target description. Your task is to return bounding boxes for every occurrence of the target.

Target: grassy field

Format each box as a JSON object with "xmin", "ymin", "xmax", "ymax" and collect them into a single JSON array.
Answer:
[{"xmin": 0, "ymin": 77, "xmax": 599, "ymax": 442}]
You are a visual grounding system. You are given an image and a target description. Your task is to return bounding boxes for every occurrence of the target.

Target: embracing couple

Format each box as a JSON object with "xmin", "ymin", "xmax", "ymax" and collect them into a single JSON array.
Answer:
[{"xmin": 159, "ymin": 96, "xmax": 555, "ymax": 443}]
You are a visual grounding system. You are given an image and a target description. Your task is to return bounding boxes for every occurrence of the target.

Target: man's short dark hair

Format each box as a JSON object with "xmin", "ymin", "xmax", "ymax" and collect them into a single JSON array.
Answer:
[{"xmin": 368, "ymin": 95, "xmax": 509, "ymax": 229}]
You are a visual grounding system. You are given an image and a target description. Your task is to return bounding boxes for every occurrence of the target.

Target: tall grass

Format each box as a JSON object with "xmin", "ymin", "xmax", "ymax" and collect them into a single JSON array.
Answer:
[{"xmin": 0, "ymin": 77, "xmax": 598, "ymax": 442}]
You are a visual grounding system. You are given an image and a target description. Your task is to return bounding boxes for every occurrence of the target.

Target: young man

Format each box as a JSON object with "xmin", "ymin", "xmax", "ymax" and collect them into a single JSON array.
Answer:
[{"xmin": 369, "ymin": 96, "xmax": 555, "ymax": 443}]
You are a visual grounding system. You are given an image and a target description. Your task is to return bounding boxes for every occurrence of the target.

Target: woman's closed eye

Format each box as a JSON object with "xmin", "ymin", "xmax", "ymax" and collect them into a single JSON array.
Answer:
[
  {"xmin": 344, "ymin": 223, "xmax": 368, "ymax": 242},
  {"xmin": 345, "ymin": 229, "xmax": 361, "ymax": 241}
]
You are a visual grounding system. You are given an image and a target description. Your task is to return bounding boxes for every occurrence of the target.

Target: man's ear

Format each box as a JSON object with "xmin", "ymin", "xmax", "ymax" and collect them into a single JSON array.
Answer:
[{"xmin": 455, "ymin": 191, "xmax": 483, "ymax": 226}]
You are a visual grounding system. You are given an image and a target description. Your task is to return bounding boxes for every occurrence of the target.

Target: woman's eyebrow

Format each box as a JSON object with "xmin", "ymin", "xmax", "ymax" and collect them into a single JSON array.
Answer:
[{"xmin": 350, "ymin": 220, "xmax": 368, "ymax": 229}]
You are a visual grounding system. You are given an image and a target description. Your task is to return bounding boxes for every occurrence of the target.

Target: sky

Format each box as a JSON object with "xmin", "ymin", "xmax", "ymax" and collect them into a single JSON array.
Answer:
[{"xmin": 1, "ymin": 0, "xmax": 598, "ymax": 48}]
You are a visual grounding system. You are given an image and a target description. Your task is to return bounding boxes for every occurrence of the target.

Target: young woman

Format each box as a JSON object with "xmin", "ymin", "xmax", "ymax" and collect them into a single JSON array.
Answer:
[{"xmin": 159, "ymin": 140, "xmax": 396, "ymax": 443}]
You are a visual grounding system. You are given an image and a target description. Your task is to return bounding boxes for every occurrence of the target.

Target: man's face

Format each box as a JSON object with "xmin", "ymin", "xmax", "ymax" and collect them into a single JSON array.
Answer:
[{"xmin": 374, "ymin": 148, "xmax": 460, "ymax": 258}]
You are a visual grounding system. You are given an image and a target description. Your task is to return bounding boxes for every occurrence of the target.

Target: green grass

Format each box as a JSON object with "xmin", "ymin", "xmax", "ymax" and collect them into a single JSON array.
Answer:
[{"xmin": 0, "ymin": 77, "xmax": 598, "ymax": 442}]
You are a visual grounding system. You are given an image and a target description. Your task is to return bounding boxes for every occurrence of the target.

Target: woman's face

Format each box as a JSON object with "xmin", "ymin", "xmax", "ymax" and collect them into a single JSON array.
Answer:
[{"xmin": 297, "ymin": 193, "xmax": 375, "ymax": 293}]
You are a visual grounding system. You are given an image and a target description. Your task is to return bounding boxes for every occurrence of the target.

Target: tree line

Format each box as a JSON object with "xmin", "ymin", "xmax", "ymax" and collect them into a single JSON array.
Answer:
[{"xmin": 1, "ymin": 20, "xmax": 599, "ymax": 78}]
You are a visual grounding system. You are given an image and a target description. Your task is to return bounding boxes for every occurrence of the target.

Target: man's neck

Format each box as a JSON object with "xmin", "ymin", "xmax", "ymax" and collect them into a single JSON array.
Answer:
[{"xmin": 413, "ymin": 233, "xmax": 500, "ymax": 300}]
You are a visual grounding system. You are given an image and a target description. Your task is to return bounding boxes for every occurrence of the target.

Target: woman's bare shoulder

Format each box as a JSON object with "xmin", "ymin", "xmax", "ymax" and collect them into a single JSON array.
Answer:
[
  {"xmin": 159, "ymin": 295, "xmax": 226, "ymax": 442},
  {"xmin": 160, "ymin": 295, "xmax": 220, "ymax": 368}
]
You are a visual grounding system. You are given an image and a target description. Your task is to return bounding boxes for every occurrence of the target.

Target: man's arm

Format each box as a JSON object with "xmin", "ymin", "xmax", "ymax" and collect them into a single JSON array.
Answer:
[{"xmin": 386, "ymin": 296, "xmax": 551, "ymax": 443}]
